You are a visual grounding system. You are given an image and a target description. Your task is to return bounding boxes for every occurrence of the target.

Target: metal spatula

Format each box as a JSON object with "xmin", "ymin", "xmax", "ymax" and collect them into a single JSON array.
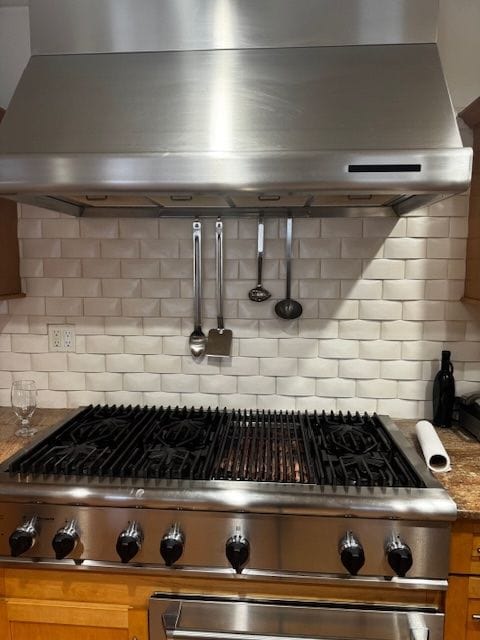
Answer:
[{"xmin": 206, "ymin": 218, "xmax": 232, "ymax": 357}]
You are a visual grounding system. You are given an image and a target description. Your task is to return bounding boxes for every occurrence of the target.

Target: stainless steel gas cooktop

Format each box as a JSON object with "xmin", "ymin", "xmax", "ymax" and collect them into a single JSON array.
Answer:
[{"xmin": 0, "ymin": 404, "xmax": 456, "ymax": 584}]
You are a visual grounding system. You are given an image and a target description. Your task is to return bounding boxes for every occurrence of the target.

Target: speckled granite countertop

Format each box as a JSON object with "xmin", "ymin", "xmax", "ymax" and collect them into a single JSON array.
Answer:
[{"xmin": 0, "ymin": 408, "xmax": 478, "ymax": 520}]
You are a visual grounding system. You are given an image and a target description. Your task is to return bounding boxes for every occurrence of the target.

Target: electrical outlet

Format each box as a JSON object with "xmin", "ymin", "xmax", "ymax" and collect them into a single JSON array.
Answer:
[{"xmin": 48, "ymin": 325, "xmax": 76, "ymax": 352}]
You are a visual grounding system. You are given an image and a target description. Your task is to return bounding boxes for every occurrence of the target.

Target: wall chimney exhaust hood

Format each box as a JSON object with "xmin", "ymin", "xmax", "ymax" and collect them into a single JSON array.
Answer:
[{"xmin": 0, "ymin": 0, "xmax": 472, "ymax": 218}]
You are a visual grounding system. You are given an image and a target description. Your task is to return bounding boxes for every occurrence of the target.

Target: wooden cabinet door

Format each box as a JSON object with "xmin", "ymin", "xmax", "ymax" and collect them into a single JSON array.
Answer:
[{"xmin": 3, "ymin": 598, "xmax": 130, "ymax": 640}]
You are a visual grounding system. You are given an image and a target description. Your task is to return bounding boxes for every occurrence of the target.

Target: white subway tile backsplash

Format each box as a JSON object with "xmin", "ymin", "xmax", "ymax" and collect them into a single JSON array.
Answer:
[
  {"xmin": 42, "ymin": 219, "xmax": 79, "ymax": 238},
  {"xmin": 424, "ymin": 280, "xmax": 464, "ymax": 301},
  {"xmin": 362, "ymin": 259, "xmax": 404, "ymax": 280},
  {"xmin": 20, "ymin": 258, "xmax": 44, "ymax": 278},
  {"xmin": 200, "ymin": 375, "xmax": 237, "ymax": 394},
  {"xmin": 122, "ymin": 298, "xmax": 159, "ymax": 317},
  {"xmin": 384, "ymin": 238, "xmax": 426, "ymax": 259},
  {"xmin": 119, "ymin": 219, "xmax": 159, "ymax": 239},
  {"xmin": 260, "ymin": 357, "xmax": 297, "ymax": 377},
  {"xmin": 238, "ymin": 375, "xmax": 275, "ymax": 394},
  {"xmin": 341, "ymin": 280, "xmax": 382, "ymax": 299},
  {"xmin": 85, "ymin": 335, "xmax": 124, "ymax": 354},
  {"xmin": 67, "ymin": 353, "xmax": 105, "ymax": 372},
  {"xmin": 106, "ymin": 354, "xmax": 144, "ymax": 372},
  {"xmin": 84, "ymin": 297, "xmax": 121, "ymax": 316},
  {"xmin": 406, "ymin": 218, "xmax": 449, "ymax": 237},
  {"xmin": 64, "ymin": 278, "xmax": 101, "ymax": 298},
  {"xmin": 11, "ymin": 335, "xmax": 48, "ymax": 353},
  {"xmin": 277, "ymin": 376, "xmax": 315, "ymax": 396},
  {"xmin": 122, "ymin": 259, "xmax": 160, "ymax": 278},
  {"xmin": 321, "ymin": 259, "xmax": 362, "ymax": 279},
  {"xmin": 144, "ymin": 355, "xmax": 182, "ymax": 373},
  {"xmin": 23, "ymin": 239, "xmax": 61, "ymax": 258},
  {"xmin": 80, "ymin": 219, "xmax": 119, "ymax": 239},
  {"xmin": 363, "ymin": 218, "xmax": 406, "ymax": 238},
  {"xmin": 381, "ymin": 360, "xmax": 423, "ymax": 380},
  {"xmin": 319, "ymin": 339, "xmax": 358, "ymax": 359},
  {"xmin": 357, "ymin": 378, "xmax": 397, "ymax": 398},
  {"xmin": 405, "ymin": 259, "xmax": 447, "ymax": 280},
  {"xmin": 124, "ymin": 336, "xmax": 162, "ymax": 354},
  {"xmin": 359, "ymin": 340, "xmax": 401, "ymax": 360},
  {"xmin": 49, "ymin": 371, "xmax": 85, "ymax": 390},
  {"xmin": 359, "ymin": 300, "xmax": 402, "ymax": 320},
  {"xmin": 381, "ymin": 320, "xmax": 423, "ymax": 340},
  {"xmin": 103, "ymin": 279, "xmax": 142, "ymax": 298},
  {"xmin": 383, "ymin": 280, "xmax": 425, "ymax": 300},
  {"xmin": 338, "ymin": 359, "xmax": 380, "ymax": 379},
  {"xmin": 316, "ymin": 378, "xmax": 355, "ymax": 397},
  {"xmin": 403, "ymin": 301, "xmax": 445, "ymax": 320},
  {"xmin": 9, "ymin": 297, "xmax": 46, "ymax": 316},
  {"xmin": 322, "ymin": 219, "xmax": 362, "ymax": 238},
  {"xmin": 240, "ymin": 339, "xmax": 278, "ymax": 358},
  {"xmin": 339, "ymin": 320, "xmax": 380, "ymax": 340},
  {"xmin": 427, "ymin": 238, "xmax": 467, "ymax": 259},
  {"xmin": 44, "ymin": 258, "xmax": 82, "ymax": 278},
  {"xmin": 67, "ymin": 391, "xmax": 106, "ymax": 406},
  {"xmin": 101, "ymin": 239, "xmax": 139, "ymax": 259},
  {"xmin": 105, "ymin": 317, "xmax": 142, "ymax": 335},
  {"xmin": 62, "ymin": 239, "xmax": 100, "ymax": 258},
  {"xmin": 297, "ymin": 358, "xmax": 338, "ymax": 377},
  {"xmin": 2, "ymin": 197, "xmax": 479, "ymax": 418},
  {"xmin": 341, "ymin": 238, "xmax": 384, "ymax": 259},
  {"xmin": 162, "ymin": 374, "xmax": 199, "ymax": 393},
  {"xmin": 124, "ymin": 372, "xmax": 160, "ymax": 391},
  {"xmin": 18, "ymin": 220, "xmax": 41, "ymax": 238},
  {"xmin": 221, "ymin": 357, "xmax": 259, "ymax": 376},
  {"xmin": 278, "ymin": 338, "xmax": 317, "ymax": 358},
  {"xmin": 299, "ymin": 280, "xmax": 340, "ymax": 299}
]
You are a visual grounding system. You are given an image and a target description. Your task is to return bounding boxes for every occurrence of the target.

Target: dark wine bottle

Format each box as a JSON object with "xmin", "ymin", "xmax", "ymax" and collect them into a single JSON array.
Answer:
[{"xmin": 432, "ymin": 350, "xmax": 455, "ymax": 427}]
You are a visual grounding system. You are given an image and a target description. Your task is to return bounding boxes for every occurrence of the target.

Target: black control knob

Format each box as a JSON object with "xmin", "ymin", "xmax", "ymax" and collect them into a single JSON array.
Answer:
[
  {"xmin": 52, "ymin": 520, "xmax": 79, "ymax": 559},
  {"xmin": 386, "ymin": 536, "xmax": 413, "ymax": 577},
  {"xmin": 116, "ymin": 521, "xmax": 143, "ymax": 564},
  {"xmin": 226, "ymin": 534, "xmax": 250, "ymax": 574},
  {"xmin": 339, "ymin": 532, "xmax": 365, "ymax": 576},
  {"xmin": 160, "ymin": 525, "xmax": 184, "ymax": 566},
  {"xmin": 9, "ymin": 517, "xmax": 38, "ymax": 557}
]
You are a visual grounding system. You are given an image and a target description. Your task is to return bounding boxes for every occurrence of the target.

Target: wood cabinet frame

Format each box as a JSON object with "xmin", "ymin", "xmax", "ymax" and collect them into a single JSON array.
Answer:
[{"xmin": 461, "ymin": 97, "xmax": 480, "ymax": 304}]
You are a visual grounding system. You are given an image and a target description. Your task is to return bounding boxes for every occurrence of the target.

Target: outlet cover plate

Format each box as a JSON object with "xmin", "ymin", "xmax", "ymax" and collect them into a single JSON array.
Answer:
[{"xmin": 48, "ymin": 324, "xmax": 76, "ymax": 352}]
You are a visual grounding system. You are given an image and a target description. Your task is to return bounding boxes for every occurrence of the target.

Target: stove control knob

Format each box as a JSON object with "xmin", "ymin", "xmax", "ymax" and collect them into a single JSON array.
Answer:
[
  {"xmin": 9, "ymin": 516, "xmax": 38, "ymax": 557},
  {"xmin": 52, "ymin": 520, "xmax": 79, "ymax": 559},
  {"xmin": 339, "ymin": 531, "xmax": 365, "ymax": 576},
  {"xmin": 386, "ymin": 536, "xmax": 413, "ymax": 577},
  {"xmin": 226, "ymin": 534, "xmax": 250, "ymax": 574},
  {"xmin": 160, "ymin": 525, "xmax": 184, "ymax": 566},
  {"xmin": 116, "ymin": 521, "xmax": 143, "ymax": 564}
]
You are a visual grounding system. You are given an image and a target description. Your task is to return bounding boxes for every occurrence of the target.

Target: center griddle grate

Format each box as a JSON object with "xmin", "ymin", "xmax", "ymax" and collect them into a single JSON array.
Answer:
[{"xmin": 7, "ymin": 405, "xmax": 424, "ymax": 488}]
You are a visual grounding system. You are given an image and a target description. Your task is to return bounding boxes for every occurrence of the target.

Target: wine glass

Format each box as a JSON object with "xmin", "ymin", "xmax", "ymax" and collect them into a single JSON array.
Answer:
[{"xmin": 11, "ymin": 380, "xmax": 37, "ymax": 437}]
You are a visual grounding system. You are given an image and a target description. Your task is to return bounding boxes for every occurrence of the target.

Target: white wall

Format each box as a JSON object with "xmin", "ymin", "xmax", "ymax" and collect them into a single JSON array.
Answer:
[
  {"xmin": 0, "ymin": 5, "xmax": 30, "ymax": 108},
  {"xmin": 438, "ymin": 0, "xmax": 480, "ymax": 113}
]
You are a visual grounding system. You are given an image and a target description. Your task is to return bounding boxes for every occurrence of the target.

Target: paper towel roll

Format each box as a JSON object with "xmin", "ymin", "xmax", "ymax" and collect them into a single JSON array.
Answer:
[{"xmin": 415, "ymin": 420, "xmax": 451, "ymax": 473}]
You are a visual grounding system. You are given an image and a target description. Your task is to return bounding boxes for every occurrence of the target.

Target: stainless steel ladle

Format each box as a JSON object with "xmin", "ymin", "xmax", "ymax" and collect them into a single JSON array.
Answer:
[
  {"xmin": 275, "ymin": 213, "xmax": 303, "ymax": 320},
  {"xmin": 248, "ymin": 215, "xmax": 271, "ymax": 303}
]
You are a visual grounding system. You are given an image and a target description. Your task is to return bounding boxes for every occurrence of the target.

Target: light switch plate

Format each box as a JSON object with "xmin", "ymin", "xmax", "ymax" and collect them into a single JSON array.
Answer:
[{"xmin": 48, "ymin": 324, "xmax": 76, "ymax": 352}]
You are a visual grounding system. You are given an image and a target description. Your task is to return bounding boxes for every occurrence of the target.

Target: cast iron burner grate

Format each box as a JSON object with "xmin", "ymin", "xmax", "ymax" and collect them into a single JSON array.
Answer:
[{"xmin": 6, "ymin": 405, "xmax": 425, "ymax": 488}]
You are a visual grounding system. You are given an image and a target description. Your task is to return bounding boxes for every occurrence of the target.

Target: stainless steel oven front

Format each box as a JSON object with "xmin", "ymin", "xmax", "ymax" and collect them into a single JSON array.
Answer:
[{"xmin": 149, "ymin": 595, "xmax": 444, "ymax": 640}]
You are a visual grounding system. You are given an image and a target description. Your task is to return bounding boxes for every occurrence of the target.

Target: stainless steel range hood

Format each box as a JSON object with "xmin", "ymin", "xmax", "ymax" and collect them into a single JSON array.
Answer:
[{"xmin": 0, "ymin": 0, "xmax": 472, "ymax": 218}]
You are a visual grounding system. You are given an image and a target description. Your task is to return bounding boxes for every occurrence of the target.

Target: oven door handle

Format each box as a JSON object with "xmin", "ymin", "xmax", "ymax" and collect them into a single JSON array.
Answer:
[
  {"xmin": 161, "ymin": 602, "xmax": 433, "ymax": 640},
  {"xmin": 163, "ymin": 604, "xmax": 285, "ymax": 640}
]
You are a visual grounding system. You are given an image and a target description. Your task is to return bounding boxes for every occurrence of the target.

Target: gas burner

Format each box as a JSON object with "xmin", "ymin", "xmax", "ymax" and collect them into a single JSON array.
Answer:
[
  {"xmin": 72, "ymin": 416, "xmax": 130, "ymax": 447},
  {"xmin": 152, "ymin": 417, "xmax": 208, "ymax": 451},
  {"xmin": 333, "ymin": 454, "xmax": 396, "ymax": 487},
  {"xmin": 324, "ymin": 425, "xmax": 378, "ymax": 455}
]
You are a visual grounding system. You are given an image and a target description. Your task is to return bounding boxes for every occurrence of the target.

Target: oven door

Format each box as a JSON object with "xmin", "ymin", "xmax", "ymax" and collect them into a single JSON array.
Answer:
[{"xmin": 149, "ymin": 595, "xmax": 444, "ymax": 640}]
